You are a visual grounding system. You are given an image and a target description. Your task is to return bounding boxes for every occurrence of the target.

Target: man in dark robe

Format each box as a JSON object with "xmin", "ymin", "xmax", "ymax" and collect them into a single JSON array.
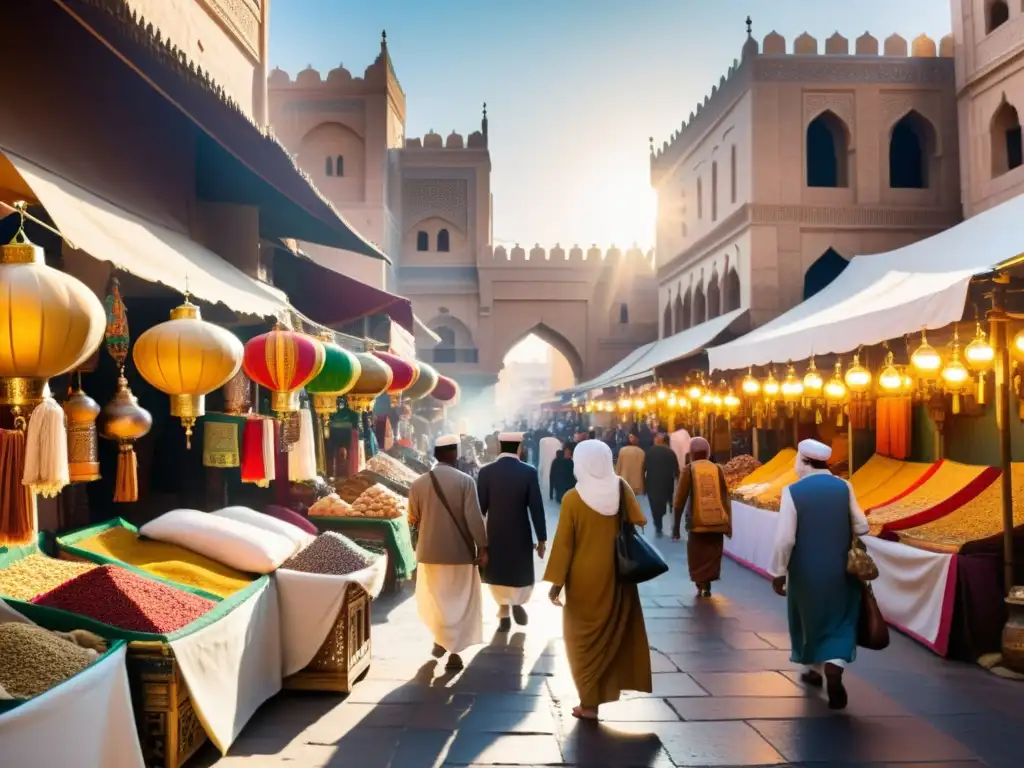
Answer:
[
  {"xmin": 644, "ymin": 433, "xmax": 678, "ymax": 538},
  {"xmin": 550, "ymin": 444, "xmax": 576, "ymax": 503},
  {"xmin": 477, "ymin": 432, "xmax": 547, "ymax": 631}
]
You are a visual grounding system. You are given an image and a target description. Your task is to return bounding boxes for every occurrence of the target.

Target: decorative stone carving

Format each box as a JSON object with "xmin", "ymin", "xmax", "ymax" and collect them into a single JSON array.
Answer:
[
  {"xmin": 803, "ymin": 92, "xmax": 855, "ymax": 135},
  {"xmin": 282, "ymin": 99, "xmax": 365, "ymax": 115},
  {"xmin": 198, "ymin": 0, "xmax": 261, "ymax": 60},
  {"xmin": 402, "ymin": 179, "xmax": 469, "ymax": 231},
  {"xmin": 753, "ymin": 58, "xmax": 950, "ymax": 85}
]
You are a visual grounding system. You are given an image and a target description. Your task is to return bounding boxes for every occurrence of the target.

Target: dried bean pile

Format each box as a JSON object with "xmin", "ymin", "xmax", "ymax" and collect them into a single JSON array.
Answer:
[
  {"xmin": 0, "ymin": 554, "xmax": 97, "ymax": 601},
  {"xmin": 281, "ymin": 532, "xmax": 378, "ymax": 576},
  {"xmin": 0, "ymin": 622, "xmax": 97, "ymax": 699},
  {"xmin": 33, "ymin": 565, "xmax": 216, "ymax": 634},
  {"xmin": 722, "ymin": 455, "xmax": 762, "ymax": 489},
  {"xmin": 366, "ymin": 454, "xmax": 420, "ymax": 485}
]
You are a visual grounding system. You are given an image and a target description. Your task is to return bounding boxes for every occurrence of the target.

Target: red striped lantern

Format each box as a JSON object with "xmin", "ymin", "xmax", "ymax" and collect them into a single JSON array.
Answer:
[
  {"xmin": 431, "ymin": 375, "xmax": 460, "ymax": 406},
  {"xmin": 373, "ymin": 350, "xmax": 419, "ymax": 406},
  {"xmin": 242, "ymin": 324, "xmax": 325, "ymax": 415}
]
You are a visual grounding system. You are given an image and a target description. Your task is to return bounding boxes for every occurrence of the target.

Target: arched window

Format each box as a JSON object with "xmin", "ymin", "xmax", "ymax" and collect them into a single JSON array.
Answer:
[
  {"xmin": 416, "ymin": 231, "xmax": 429, "ymax": 251},
  {"xmin": 991, "ymin": 100, "xmax": 1023, "ymax": 178},
  {"xmin": 804, "ymin": 248, "xmax": 849, "ymax": 300},
  {"xmin": 723, "ymin": 268, "xmax": 741, "ymax": 312},
  {"xmin": 889, "ymin": 111, "xmax": 933, "ymax": 189},
  {"xmin": 707, "ymin": 273, "xmax": 721, "ymax": 319},
  {"xmin": 674, "ymin": 291, "xmax": 686, "ymax": 334},
  {"xmin": 806, "ymin": 110, "xmax": 850, "ymax": 188},
  {"xmin": 324, "ymin": 157, "xmax": 334, "ymax": 177},
  {"xmin": 335, "ymin": 155, "xmax": 345, "ymax": 177},
  {"xmin": 696, "ymin": 178, "xmax": 703, "ymax": 219},
  {"xmin": 987, "ymin": 1, "xmax": 1009, "ymax": 33},
  {"xmin": 693, "ymin": 284, "xmax": 707, "ymax": 326},
  {"xmin": 711, "ymin": 162, "xmax": 719, "ymax": 221},
  {"xmin": 663, "ymin": 301, "xmax": 673, "ymax": 337},
  {"xmin": 730, "ymin": 145, "xmax": 737, "ymax": 203},
  {"xmin": 437, "ymin": 229, "xmax": 451, "ymax": 252},
  {"xmin": 620, "ymin": 303, "xmax": 629, "ymax": 324}
]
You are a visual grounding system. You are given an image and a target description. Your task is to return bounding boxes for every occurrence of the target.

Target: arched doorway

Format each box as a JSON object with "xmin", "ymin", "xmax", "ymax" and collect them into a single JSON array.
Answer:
[
  {"xmin": 991, "ymin": 99, "xmax": 1023, "ymax": 178},
  {"xmin": 723, "ymin": 268, "xmax": 741, "ymax": 312},
  {"xmin": 806, "ymin": 110, "xmax": 850, "ymax": 188},
  {"xmin": 496, "ymin": 328, "xmax": 581, "ymax": 430},
  {"xmin": 679, "ymin": 289, "xmax": 692, "ymax": 332},
  {"xmin": 804, "ymin": 248, "xmax": 849, "ymax": 300},
  {"xmin": 707, "ymin": 272, "xmax": 721, "ymax": 319},
  {"xmin": 889, "ymin": 111, "xmax": 935, "ymax": 189}
]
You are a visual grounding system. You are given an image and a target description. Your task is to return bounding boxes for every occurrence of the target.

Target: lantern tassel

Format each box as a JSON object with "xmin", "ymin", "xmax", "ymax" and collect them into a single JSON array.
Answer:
[
  {"xmin": 114, "ymin": 442, "xmax": 139, "ymax": 503},
  {"xmin": 23, "ymin": 394, "xmax": 70, "ymax": 498},
  {"xmin": 952, "ymin": 393, "xmax": 961, "ymax": 415},
  {"xmin": 0, "ymin": 428, "xmax": 34, "ymax": 546},
  {"xmin": 977, "ymin": 373, "xmax": 987, "ymax": 405}
]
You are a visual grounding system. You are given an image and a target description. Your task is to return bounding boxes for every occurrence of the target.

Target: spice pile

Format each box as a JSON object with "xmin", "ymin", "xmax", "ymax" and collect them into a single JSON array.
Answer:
[
  {"xmin": 308, "ymin": 493, "xmax": 355, "ymax": 518},
  {"xmin": 367, "ymin": 454, "xmax": 420, "ymax": 485},
  {"xmin": 0, "ymin": 555, "xmax": 97, "ymax": 602},
  {"xmin": 74, "ymin": 526, "xmax": 254, "ymax": 598},
  {"xmin": 352, "ymin": 484, "xmax": 407, "ymax": 519},
  {"xmin": 335, "ymin": 473, "xmax": 376, "ymax": 503},
  {"xmin": 281, "ymin": 532, "xmax": 379, "ymax": 575},
  {"xmin": 33, "ymin": 565, "xmax": 216, "ymax": 634},
  {"xmin": 866, "ymin": 461, "xmax": 993, "ymax": 534},
  {"xmin": 0, "ymin": 622, "xmax": 98, "ymax": 699},
  {"xmin": 721, "ymin": 455, "xmax": 761, "ymax": 489}
]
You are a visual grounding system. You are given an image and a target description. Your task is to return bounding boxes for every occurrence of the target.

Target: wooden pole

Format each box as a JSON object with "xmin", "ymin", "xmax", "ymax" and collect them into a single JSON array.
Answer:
[
  {"xmin": 992, "ymin": 284, "xmax": 1015, "ymax": 594},
  {"xmin": 847, "ymin": 405, "xmax": 856, "ymax": 475}
]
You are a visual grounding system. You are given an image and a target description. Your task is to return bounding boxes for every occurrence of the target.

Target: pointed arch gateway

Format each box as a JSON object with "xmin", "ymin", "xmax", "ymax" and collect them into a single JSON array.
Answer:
[
  {"xmin": 804, "ymin": 248, "xmax": 849, "ymax": 300},
  {"xmin": 500, "ymin": 323, "xmax": 584, "ymax": 383},
  {"xmin": 889, "ymin": 110, "xmax": 936, "ymax": 189},
  {"xmin": 806, "ymin": 109, "xmax": 851, "ymax": 188}
]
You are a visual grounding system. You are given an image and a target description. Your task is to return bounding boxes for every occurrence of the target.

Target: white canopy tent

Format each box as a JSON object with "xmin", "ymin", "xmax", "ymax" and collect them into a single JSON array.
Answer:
[
  {"xmin": 566, "ymin": 341, "xmax": 657, "ymax": 395},
  {"xmin": 705, "ymin": 193, "xmax": 1024, "ymax": 373}
]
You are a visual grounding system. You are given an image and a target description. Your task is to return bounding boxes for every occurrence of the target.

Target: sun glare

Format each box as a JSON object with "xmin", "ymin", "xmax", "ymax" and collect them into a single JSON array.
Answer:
[{"xmin": 579, "ymin": 175, "xmax": 657, "ymax": 250}]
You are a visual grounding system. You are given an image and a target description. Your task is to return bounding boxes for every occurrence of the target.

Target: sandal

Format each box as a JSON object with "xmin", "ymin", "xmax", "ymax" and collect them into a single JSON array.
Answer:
[{"xmin": 571, "ymin": 705, "xmax": 599, "ymax": 721}]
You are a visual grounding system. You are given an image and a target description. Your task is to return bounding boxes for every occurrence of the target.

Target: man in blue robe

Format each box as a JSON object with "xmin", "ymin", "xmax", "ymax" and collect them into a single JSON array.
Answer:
[
  {"xmin": 769, "ymin": 439, "xmax": 869, "ymax": 710},
  {"xmin": 477, "ymin": 431, "xmax": 547, "ymax": 632}
]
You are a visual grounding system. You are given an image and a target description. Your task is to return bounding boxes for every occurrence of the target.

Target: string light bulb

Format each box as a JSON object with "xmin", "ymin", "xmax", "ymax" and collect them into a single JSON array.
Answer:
[
  {"xmin": 762, "ymin": 369, "xmax": 780, "ymax": 399},
  {"xmin": 741, "ymin": 368, "xmax": 761, "ymax": 396},
  {"xmin": 878, "ymin": 351, "xmax": 902, "ymax": 392},
  {"xmin": 802, "ymin": 358, "xmax": 823, "ymax": 394},
  {"xmin": 781, "ymin": 363, "xmax": 804, "ymax": 401},
  {"xmin": 825, "ymin": 360, "xmax": 848, "ymax": 403},
  {"xmin": 911, "ymin": 330, "xmax": 942, "ymax": 378},
  {"xmin": 845, "ymin": 353, "xmax": 872, "ymax": 394}
]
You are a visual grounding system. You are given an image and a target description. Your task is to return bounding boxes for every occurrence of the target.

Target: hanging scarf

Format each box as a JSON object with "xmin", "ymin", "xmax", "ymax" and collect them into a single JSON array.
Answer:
[
  {"xmin": 202, "ymin": 414, "xmax": 244, "ymax": 468},
  {"xmin": 288, "ymin": 409, "xmax": 317, "ymax": 482},
  {"xmin": 0, "ymin": 429, "xmax": 34, "ymax": 546},
  {"xmin": 241, "ymin": 418, "xmax": 269, "ymax": 487},
  {"xmin": 263, "ymin": 418, "xmax": 277, "ymax": 484}
]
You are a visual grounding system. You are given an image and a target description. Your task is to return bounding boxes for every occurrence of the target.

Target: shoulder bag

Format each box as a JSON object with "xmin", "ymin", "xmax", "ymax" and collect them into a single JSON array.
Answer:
[
  {"xmin": 847, "ymin": 519, "xmax": 879, "ymax": 582},
  {"xmin": 857, "ymin": 582, "xmax": 890, "ymax": 650},
  {"xmin": 615, "ymin": 480, "xmax": 669, "ymax": 584},
  {"xmin": 429, "ymin": 470, "xmax": 483, "ymax": 566}
]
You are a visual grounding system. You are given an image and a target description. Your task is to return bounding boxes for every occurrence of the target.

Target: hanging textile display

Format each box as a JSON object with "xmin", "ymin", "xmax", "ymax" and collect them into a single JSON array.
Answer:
[
  {"xmin": 22, "ymin": 384, "xmax": 69, "ymax": 498},
  {"xmin": 875, "ymin": 396, "xmax": 912, "ymax": 460},
  {"xmin": 242, "ymin": 324, "xmax": 325, "ymax": 416},
  {"xmin": 202, "ymin": 414, "xmax": 245, "ymax": 468},
  {"xmin": 99, "ymin": 278, "xmax": 151, "ymax": 502},
  {"xmin": 287, "ymin": 409, "xmax": 317, "ymax": 482},
  {"xmin": 64, "ymin": 375, "xmax": 101, "ymax": 483},
  {"xmin": 241, "ymin": 417, "xmax": 276, "ymax": 487},
  {"xmin": 132, "ymin": 295, "xmax": 243, "ymax": 448},
  {"xmin": 0, "ymin": 429, "xmax": 33, "ymax": 546}
]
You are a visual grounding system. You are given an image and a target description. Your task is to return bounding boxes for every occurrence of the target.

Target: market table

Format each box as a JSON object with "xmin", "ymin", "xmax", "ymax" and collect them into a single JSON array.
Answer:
[
  {"xmin": 725, "ymin": 500, "xmax": 959, "ymax": 656},
  {"xmin": 309, "ymin": 516, "xmax": 416, "ymax": 592}
]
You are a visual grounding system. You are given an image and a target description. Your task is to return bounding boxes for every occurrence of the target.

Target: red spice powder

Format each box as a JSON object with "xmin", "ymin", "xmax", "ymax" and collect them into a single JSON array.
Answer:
[{"xmin": 32, "ymin": 565, "xmax": 216, "ymax": 634}]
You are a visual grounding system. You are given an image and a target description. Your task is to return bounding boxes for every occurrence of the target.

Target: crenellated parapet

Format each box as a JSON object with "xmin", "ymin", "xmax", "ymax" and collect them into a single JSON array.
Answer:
[
  {"xmin": 405, "ymin": 103, "xmax": 489, "ymax": 150},
  {"xmin": 483, "ymin": 243, "xmax": 656, "ymax": 271},
  {"xmin": 650, "ymin": 27, "xmax": 956, "ymax": 184}
]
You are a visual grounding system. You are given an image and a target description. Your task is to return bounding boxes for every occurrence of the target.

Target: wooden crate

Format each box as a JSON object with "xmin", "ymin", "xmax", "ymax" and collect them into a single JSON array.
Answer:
[
  {"xmin": 125, "ymin": 641, "xmax": 207, "ymax": 768},
  {"xmin": 283, "ymin": 583, "xmax": 372, "ymax": 693}
]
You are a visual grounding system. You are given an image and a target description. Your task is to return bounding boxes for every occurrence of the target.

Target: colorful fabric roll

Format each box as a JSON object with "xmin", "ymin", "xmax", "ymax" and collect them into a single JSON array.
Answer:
[
  {"xmin": 202, "ymin": 414, "xmax": 245, "ymax": 468},
  {"xmin": 241, "ymin": 418, "xmax": 270, "ymax": 487}
]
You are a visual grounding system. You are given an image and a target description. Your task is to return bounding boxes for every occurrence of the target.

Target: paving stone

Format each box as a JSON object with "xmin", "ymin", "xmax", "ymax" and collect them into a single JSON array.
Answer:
[
  {"xmin": 612, "ymin": 720, "xmax": 787, "ymax": 766},
  {"xmin": 723, "ymin": 631, "xmax": 776, "ymax": 650},
  {"xmin": 555, "ymin": 696, "xmax": 682, "ymax": 723},
  {"xmin": 558, "ymin": 721, "xmax": 677, "ymax": 767},
  {"xmin": 444, "ymin": 732, "xmax": 563, "ymax": 765},
  {"xmin": 689, "ymin": 670, "xmax": 806, "ymax": 697},
  {"xmin": 666, "ymin": 649, "xmax": 794, "ymax": 672},
  {"xmin": 646, "ymin": 632, "xmax": 732, "ymax": 653},
  {"xmin": 650, "ymin": 649, "xmax": 678, "ymax": 672},
  {"xmin": 626, "ymin": 671, "xmax": 708, "ymax": 698}
]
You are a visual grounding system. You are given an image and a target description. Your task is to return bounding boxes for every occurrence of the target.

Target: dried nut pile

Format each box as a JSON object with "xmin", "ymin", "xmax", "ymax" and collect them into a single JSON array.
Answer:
[
  {"xmin": 753, "ymin": 469, "xmax": 798, "ymax": 509},
  {"xmin": 867, "ymin": 462, "xmax": 988, "ymax": 530},
  {"xmin": 281, "ymin": 532, "xmax": 379, "ymax": 575},
  {"xmin": 76, "ymin": 526, "xmax": 253, "ymax": 598},
  {"xmin": 0, "ymin": 622, "xmax": 97, "ymax": 699},
  {"xmin": 352, "ymin": 484, "xmax": 407, "ymax": 519},
  {"xmin": 0, "ymin": 554, "xmax": 97, "ymax": 602},
  {"xmin": 33, "ymin": 565, "xmax": 216, "ymax": 634},
  {"xmin": 366, "ymin": 454, "xmax": 420, "ymax": 485},
  {"xmin": 309, "ymin": 493, "xmax": 355, "ymax": 518},
  {"xmin": 336, "ymin": 474, "xmax": 376, "ymax": 504},
  {"xmin": 722, "ymin": 455, "xmax": 761, "ymax": 489}
]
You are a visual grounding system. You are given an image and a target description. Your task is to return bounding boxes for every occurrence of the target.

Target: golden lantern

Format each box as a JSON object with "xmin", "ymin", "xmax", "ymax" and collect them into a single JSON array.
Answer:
[
  {"xmin": 345, "ymin": 352, "xmax": 393, "ymax": 412},
  {"xmin": 0, "ymin": 207, "xmax": 105, "ymax": 411},
  {"xmin": 802, "ymin": 358, "xmax": 823, "ymax": 395},
  {"xmin": 845, "ymin": 353, "xmax": 872, "ymax": 394},
  {"xmin": 825, "ymin": 361, "xmax": 848, "ymax": 404},
  {"xmin": 64, "ymin": 375, "xmax": 100, "ymax": 483},
  {"xmin": 618, "ymin": 395, "xmax": 632, "ymax": 411},
  {"xmin": 781, "ymin": 364, "xmax": 804, "ymax": 402},
  {"xmin": 657, "ymin": 388, "xmax": 667, "ymax": 401},
  {"xmin": 633, "ymin": 397, "xmax": 645, "ymax": 411},
  {"xmin": 762, "ymin": 369, "xmax": 780, "ymax": 399},
  {"xmin": 724, "ymin": 392, "xmax": 741, "ymax": 410},
  {"xmin": 941, "ymin": 331, "xmax": 970, "ymax": 414},
  {"xmin": 667, "ymin": 392, "xmax": 678, "ymax": 407},
  {"xmin": 687, "ymin": 380, "xmax": 704, "ymax": 401},
  {"xmin": 100, "ymin": 375, "xmax": 153, "ymax": 503},
  {"xmin": 646, "ymin": 393, "xmax": 656, "ymax": 406},
  {"xmin": 911, "ymin": 330, "xmax": 942, "ymax": 380},
  {"xmin": 878, "ymin": 351, "xmax": 902, "ymax": 393},
  {"xmin": 700, "ymin": 392, "xmax": 714, "ymax": 409},
  {"xmin": 741, "ymin": 368, "xmax": 761, "ymax": 397},
  {"xmin": 133, "ymin": 297, "xmax": 243, "ymax": 448},
  {"xmin": 965, "ymin": 322, "xmax": 994, "ymax": 404}
]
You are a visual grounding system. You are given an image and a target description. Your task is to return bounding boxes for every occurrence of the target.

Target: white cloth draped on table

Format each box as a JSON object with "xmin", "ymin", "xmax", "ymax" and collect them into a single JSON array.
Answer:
[{"xmin": 416, "ymin": 563, "xmax": 483, "ymax": 654}]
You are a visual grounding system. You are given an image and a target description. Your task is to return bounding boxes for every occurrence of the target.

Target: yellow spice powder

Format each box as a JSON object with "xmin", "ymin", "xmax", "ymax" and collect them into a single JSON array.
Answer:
[
  {"xmin": 0, "ymin": 554, "xmax": 96, "ymax": 602},
  {"xmin": 868, "ymin": 461, "xmax": 990, "ymax": 528}
]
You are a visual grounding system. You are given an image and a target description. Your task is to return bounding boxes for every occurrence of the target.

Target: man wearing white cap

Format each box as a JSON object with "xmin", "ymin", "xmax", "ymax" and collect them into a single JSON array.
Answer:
[
  {"xmin": 477, "ymin": 431, "xmax": 547, "ymax": 631},
  {"xmin": 408, "ymin": 435, "xmax": 489, "ymax": 671},
  {"xmin": 769, "ymin": 439, "xmax": 870, "ymax": 710}
]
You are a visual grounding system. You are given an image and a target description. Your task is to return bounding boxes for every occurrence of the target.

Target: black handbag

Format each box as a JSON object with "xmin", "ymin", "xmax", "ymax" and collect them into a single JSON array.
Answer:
[{"xmin": 615, "ymin": 480, "xmax": 669, "ymax": 584}]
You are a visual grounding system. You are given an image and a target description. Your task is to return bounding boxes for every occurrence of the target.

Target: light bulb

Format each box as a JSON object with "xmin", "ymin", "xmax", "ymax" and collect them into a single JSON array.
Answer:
[
  {"xmin": 763, "ymin": 371, "xmax": 780, "ymax": 398},
  {"xmin": 803, "ymin": 358, "xmax": 823, "ymax": 393},
  {"xmin": 687, "ymin": 385, "xmax": 703, "ymax": 400},
  {"xmin": 825, "ymin": 361, "xmax": 847, "ymax": 402},
  {"xmin": 845, "ymin": 354, "xmax": 872, "ymax": 393},
  {"xmin": 667, "ymin": 393, "xmax": 677, "ymax": 407},
  {"xmin": 724, "ymin": 392, "xmax": 741, "ymax": 409},
  {"xmin": 878, "ymin": 351, "xmax": 901, "ymax": 392},
  {"xmin": 633, "ymin": 398, "xmax": 645, "ymax": 410},
  {"xmin": 911, "ymin": 330, "xmax": 942, "ymax": 376},
  {"xmin": 965, "ymin": 324, "xmax": 994, "ymax": 372},
  {"xmin": 741, "ymin": 369, "xmax": 761, "ymax": 396},
  {"xmin": 781, "ymin": 364, "xmax": 804, "ymax": 401},
  {"xmin": 657, "ymin": 389, "xmax": 667, "ymax": 400}
]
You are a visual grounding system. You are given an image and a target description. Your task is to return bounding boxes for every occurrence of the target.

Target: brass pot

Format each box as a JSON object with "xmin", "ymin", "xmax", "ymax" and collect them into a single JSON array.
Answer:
[{"xmin": 1001, "ymin": 585, "xmax": 1024, "ymax": 673}]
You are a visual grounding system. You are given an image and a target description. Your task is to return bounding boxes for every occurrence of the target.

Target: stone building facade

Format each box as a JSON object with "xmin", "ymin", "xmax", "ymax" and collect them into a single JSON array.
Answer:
[
  {"xmin": 651, "ymin": 27, "xmax": 962, "ymax": 342},
  {"xmin": 268, "ymin": 37, "xmax": 659, "ymax": 397}
]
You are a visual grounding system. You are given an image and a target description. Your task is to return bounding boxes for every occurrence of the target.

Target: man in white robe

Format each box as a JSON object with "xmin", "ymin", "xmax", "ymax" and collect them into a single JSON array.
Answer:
[
  {"xmin": 408, "ymin": 435, "xmax": 488, "ymax": 671},
  {"xmin": 670, "ymin": 426, "xmax": 692, "ymax": 470},
  {"xmin": 538, "ymin": 435, "xmax": 563, "ymax": 498}
]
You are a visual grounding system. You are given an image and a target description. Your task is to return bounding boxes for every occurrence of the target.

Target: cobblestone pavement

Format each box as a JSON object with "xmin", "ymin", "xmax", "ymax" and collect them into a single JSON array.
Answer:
[{"xmin": 193, "ymin": 499, "xmax": 1024, "ymax": 767}]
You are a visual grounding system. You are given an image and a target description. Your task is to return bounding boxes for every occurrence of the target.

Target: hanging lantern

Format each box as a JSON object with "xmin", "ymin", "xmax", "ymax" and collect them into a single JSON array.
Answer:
[
  {"xmin": 762, "ymin": 369, "xmax": 780, "ymax": 399},
  {"xmin": 741, "ymin": 368, "xmax": 760, "ymax": 397},
  {"xmin": 667, "ymin": 392, "xmax": 678, "ymax": 407},
  {"xmin": 825, "ymin": 361, "xmax": 848, "ymax": 404},
  {"xmin": 633, "ymin": 397, "xmax": 646, "ymax": 411},
  {"xmin": 618, "ymin": 395, "xmax": 632, "ymax": 411},
  {"xmin": 133, "ymin": 297, "xmax": 243, "ymax": 448},
  {"xmin": 781, "ymin": 364, "xmax": 804, "ymax": 402},
  {"xmin": 657, "ymin": 388, "xmax": 668, "ymax": 401},
  {"xmin": 911, "ymin": 330, "xmax": 942, "ymax": 379},
  {"xmin": 374, "ymin": 350, "xmax": 418, "ymax": 406},
  {"xmin": 687, "ymin": 381, "xmax": 703, "ymax": 401},
  {"xmin": 845, "ymin": 353, "xmax": 872, "ymax": 394},
  {"xmin": 878, "ymin": 351, "xmax": 902, "ymax": 393},
  {"xmin": 242, "ymin": 323, "xmax": 326, "ymax": 416},
  {"xmin": 64, "ymin": 375, "xmax": 100, "ymax": 484},
  {"xmin": 306, "ymin": 333, "xmax": 361, "ymax": 432},
  {"xmin": 724, "ymin": 392, "xmax": 741, "ymax": 410},
  {"xmin": 431, "ymin": 375, "xmax": 460, "ymax": 406},
  {"xmin": 966, "ymin": 323, "xmax": 994, "ymax": 405},
  {"xmin": 403, "ymin": 361, "xmax": 440, "ymax": 402},
  {"xmin": 802, "ymin": 358, "xmax": 823, "ymax": 395},
  {"xmin": 100, "ymin": 375, "xmax": 153, "ymax": 503},
  {"xmin": 645, "ymin": 393, "xmax": 656, "ymax": 406},
  {"xmin": 222, "ymin": 368, "xmax": 253, "ymax": 416},
  {"xmin": 346, "ymin": 352, "xmax": 394, "ymax": 412},
  {"xmin": 941, "ymin": 330, "xmax": 970, "ymax": 414}
]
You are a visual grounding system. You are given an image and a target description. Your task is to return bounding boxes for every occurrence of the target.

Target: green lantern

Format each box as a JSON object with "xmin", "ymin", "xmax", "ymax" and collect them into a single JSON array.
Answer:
[
  {"xmin": 403, "ymin": 361, "xmax": 439, "ymax": 402},
  {"xmin": 306, "ymin": 332, "xmax": 361, "ymax": 434}
]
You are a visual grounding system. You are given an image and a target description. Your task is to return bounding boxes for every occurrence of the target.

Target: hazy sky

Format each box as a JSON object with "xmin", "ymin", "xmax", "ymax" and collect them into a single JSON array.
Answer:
[{"xmin": 271, "ymin": 1, "xmax": 951, "ymax": 252}]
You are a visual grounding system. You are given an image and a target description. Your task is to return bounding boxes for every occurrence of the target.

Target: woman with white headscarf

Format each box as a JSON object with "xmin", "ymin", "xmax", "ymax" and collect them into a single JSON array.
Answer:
[{"xmin": 543, "ymin": 440, "xmax": 652, "ymax": 721}]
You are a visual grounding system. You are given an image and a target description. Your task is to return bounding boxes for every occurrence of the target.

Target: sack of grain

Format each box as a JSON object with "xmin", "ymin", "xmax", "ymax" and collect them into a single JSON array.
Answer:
[
  {"xmin": 281, "ymin": 532, "xmax": 380, "ymax": 576},
  {"xmin": 0, "ymin": 622, "xmax": 98, "ymax": 699}
]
